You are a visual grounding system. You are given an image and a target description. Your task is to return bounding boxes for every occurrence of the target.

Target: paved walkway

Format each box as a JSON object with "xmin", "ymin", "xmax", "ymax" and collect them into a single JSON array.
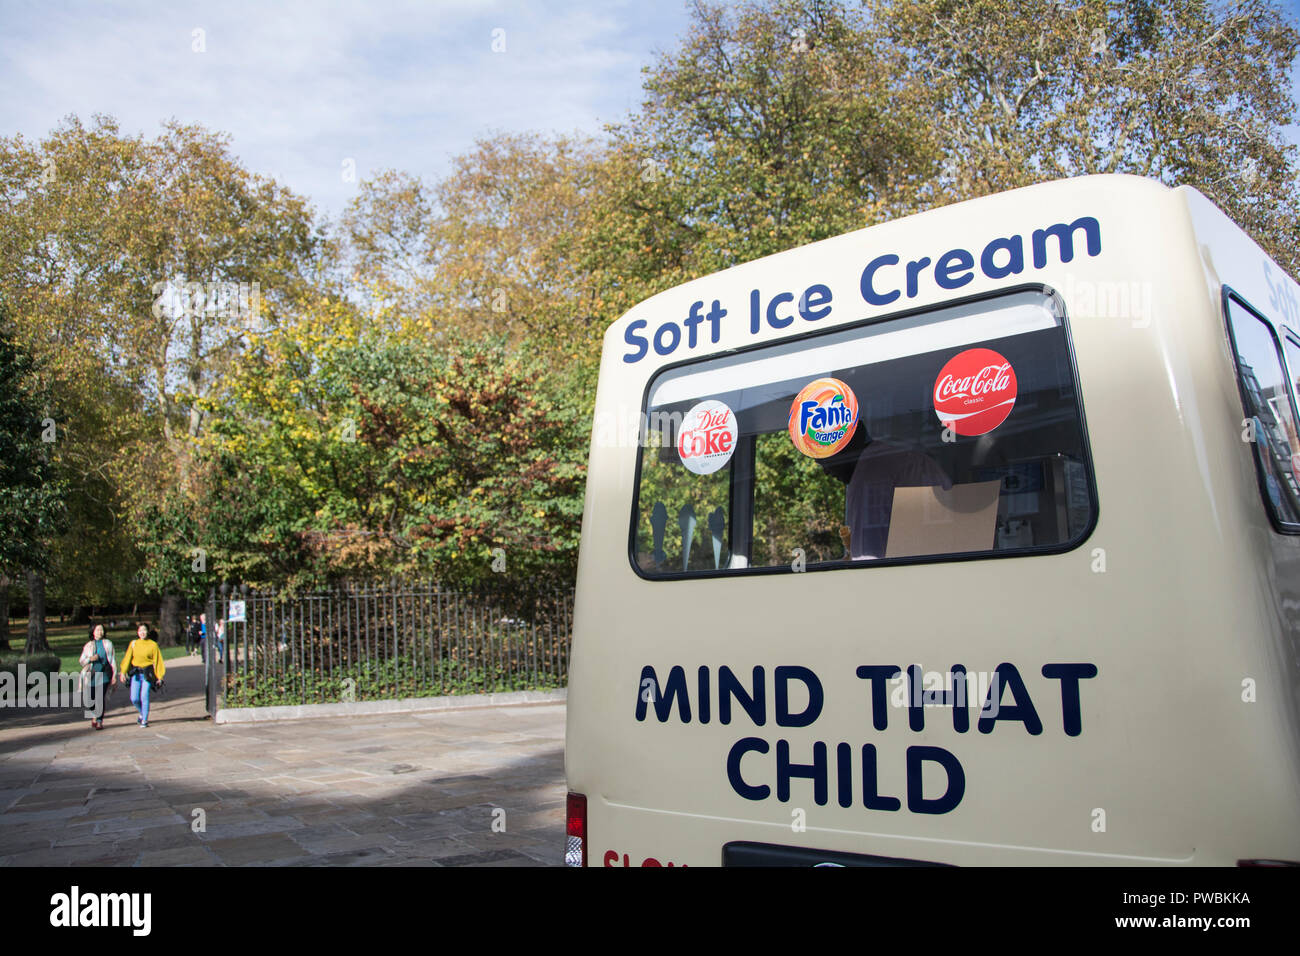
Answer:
[{"xmin": 0, "ymin": 656, "xmax": 566, "ymax": 866}]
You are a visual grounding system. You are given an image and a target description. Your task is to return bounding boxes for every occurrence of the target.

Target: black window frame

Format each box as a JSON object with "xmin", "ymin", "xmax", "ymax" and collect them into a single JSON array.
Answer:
[
  {"xmin": 1281, "ymin": 328, "xmax": 1300, "ymax": 426},
  {"xmin": 1222, "ymin": 286, "xmax": 1300, "ymax": 535},
  {"xmin": 626, "ymin": 283, "xmax": 1101, "ymax": 580}
]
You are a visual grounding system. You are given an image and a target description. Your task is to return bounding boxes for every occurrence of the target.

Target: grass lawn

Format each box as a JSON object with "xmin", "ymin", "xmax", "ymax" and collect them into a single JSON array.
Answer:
[{"xmin": 1, "ymin": 620, "xmax": 194, "ymax": 673}]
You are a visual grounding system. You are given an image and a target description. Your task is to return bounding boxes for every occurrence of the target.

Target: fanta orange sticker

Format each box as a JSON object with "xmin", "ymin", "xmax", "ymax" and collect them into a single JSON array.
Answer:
[{"xmin": 788, "ymin": 378, "xmax": 859, "ymax": 458}]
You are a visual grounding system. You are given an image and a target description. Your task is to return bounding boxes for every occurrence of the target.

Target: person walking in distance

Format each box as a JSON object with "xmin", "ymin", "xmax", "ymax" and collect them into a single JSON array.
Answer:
[
  {"xmin": 119, "ymin": 623, "xmax": 166, "ymax": 728},
  {"xmin": 78, "ymin": 623, "xmax": 115, "ymax": 730}
]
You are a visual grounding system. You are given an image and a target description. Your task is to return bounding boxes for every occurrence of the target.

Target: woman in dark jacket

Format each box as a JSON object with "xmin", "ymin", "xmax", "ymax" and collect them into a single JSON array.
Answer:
[{"xmin": 78, "ymin": 623, "xmax": 115, "ymax": 730}]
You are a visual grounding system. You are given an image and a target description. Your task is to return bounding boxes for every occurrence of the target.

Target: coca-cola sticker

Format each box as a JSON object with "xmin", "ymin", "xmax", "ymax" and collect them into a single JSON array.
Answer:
[
  {"xmin": 677, "ymin": 400, "xmax": 738, "ymax": 475},
  {"xmin": 933, "ymin": 348, "xmax": 1017, "ymax": 436}
]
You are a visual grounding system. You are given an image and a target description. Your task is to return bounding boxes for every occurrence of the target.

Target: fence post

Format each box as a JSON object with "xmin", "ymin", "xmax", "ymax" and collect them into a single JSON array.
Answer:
[
  {"xmin": 219, "ymin": 582, "xmax": 230, "ymax": 713},
  {"xmin": 205, "ymin": 587, "xmax": 217, "ymax": 717}
]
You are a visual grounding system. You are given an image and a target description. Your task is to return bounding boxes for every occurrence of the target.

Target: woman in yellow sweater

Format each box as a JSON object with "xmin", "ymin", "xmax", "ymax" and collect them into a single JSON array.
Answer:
[{"xmin": 119, "ymin": 624, "xmax": 166, "ymax": 728}]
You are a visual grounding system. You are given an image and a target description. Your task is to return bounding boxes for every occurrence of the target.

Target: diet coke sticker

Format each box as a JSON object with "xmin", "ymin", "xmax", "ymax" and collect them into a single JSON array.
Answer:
[
  {"xmin": 677, "ymin": 400, "xmax": 738, "ymax": 475},
  {"xmin": 933, "ymin": 348, "xmax": 1017, "ymax": 436}
]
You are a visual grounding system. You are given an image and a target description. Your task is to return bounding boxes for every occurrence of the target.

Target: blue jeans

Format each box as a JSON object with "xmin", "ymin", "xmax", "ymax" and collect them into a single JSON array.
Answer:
[{"xmin": 130, "ymin": 674, "xmax": 152, "ymax": 723}]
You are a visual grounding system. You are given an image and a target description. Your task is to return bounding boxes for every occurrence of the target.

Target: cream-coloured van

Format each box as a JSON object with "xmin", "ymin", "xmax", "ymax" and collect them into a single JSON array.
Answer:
[{"xmin": 565, "ymin": 175, "xmax": 1300, "ymax": 866}]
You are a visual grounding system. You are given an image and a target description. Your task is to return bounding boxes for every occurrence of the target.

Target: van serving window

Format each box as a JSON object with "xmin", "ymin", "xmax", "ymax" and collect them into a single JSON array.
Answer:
[
  {"xmin": 1225, "ymin": 293, "xmax": 1300, "ymax": 531},
  {"xmin": 630, "ymin": 288, "xmax": 1097, "ymax": 577}
]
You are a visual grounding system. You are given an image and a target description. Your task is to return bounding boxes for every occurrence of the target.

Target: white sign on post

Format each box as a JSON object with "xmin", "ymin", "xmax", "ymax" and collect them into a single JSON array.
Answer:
[{"xmin": 227, "ymin": 600, "xmax": 246, "ymax": 623}]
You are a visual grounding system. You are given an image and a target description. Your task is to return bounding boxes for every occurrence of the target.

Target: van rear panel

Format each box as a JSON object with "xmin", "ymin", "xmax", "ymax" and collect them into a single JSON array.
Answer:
[{"xmin": 566, "ymin": 176, "xmax": 1300, "ymax": 866}]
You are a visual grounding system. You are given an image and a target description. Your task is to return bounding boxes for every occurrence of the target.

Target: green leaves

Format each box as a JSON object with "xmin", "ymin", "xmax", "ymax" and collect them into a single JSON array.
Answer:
[
  {"xmin": 0, "ymin": 310, "xmax": 67, "ymax": 574},
  {"xmin": 583, "ymin": 0, "xmax": 937, "ymax": 311},
  {"xmin": 0, "ymin": 115, "xmax": 322, "ymax": 608},
  {"xmin": 873, "ymin": 0, "xmax": 1300, "ymax": 273},
  {"xmin": 202, "ymin": 324, "xmax": 587, "ymax": 594},
  {"xmin": 4, "ymin": 2, "xmax": 1300, "ymax": 609}
]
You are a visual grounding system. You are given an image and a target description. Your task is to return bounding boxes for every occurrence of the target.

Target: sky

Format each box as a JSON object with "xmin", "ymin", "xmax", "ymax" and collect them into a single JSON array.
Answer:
[
  {"xmin": 1, "ymin": 0, "xmax": 1298, "ymax": 222},
  {"xmin": 0, "ymin": 0, "xmax": 696, "ymax": 219}
]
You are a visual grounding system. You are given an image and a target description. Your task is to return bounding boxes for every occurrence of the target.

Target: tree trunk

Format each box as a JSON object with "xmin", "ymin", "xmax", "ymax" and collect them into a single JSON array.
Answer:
[
  {"xmin": 24, "ymin": 569, "xmax": 50, "ymax": 654},
  {"xmin": 158, "ymin": 593, "xmax": 182, "ymax": 646},
  {"xmin": 0, "ymin": 574, "xmax": 10, "ymax": 652},
  {"xmin": 70, "ymin": 604, "xmax": 90, "ymax": 626}
]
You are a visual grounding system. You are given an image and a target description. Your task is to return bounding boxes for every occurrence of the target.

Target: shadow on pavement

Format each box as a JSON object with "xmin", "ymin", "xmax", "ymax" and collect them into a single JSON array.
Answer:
[{"xmin": 0, "ymin": 659, "xmax": 567, "ymax": 867}]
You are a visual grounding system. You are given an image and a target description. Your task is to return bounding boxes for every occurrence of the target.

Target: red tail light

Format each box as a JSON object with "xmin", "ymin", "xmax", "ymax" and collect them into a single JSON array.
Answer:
[{"xmin": 566, "ymin": 792, "xmax": 587, "ymax": 867}]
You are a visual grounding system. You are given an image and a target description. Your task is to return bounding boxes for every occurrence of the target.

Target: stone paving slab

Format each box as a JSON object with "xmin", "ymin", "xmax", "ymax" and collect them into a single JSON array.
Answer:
[{"xmin": 0, "ymin": 656, "xmax": 566, "ymax": 867}]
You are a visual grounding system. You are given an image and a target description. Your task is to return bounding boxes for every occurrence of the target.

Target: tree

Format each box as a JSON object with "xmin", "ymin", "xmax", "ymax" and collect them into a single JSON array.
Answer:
[
  {"xmin": 199, "ymin": 302, "xmax": 588, "ymax": 595},
  {"xmin": 0, "ymin": 115, "xmax": 323, "ymax": 644},
  {"xmin": 874, "ymin": 0, "xmax": 1300, "ymax": 272},
  {"xmin": 341, "ymin": 133, "xmax": 607, "ymax": 353},
  {"xmin": 330, "ymin": 337, "xmax": 588, "ymax": 595},
  {"xmin": 0, "ymin": 311, "xmax": 67, "ymax": 653},
  {"xmin": 0, "ymin": 117, "xmax": 148, "ymax": 637},
  {"xmin": 577, "ymin": 0, "xmax": 1300, "ymax": 314},
  {"xmin": 189, "ymin": 289, "xmax": 365, "ymax": 589},
  {"xmin": 0, "ymin": 574, "xmax": 11, "ymax": 652},
  {"xmin": 578, "ymin": 0, "xmax": 940, "ymax": 321}
]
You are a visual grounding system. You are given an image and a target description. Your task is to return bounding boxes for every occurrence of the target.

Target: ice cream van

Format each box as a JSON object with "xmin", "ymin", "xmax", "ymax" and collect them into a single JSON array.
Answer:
[{"xmin": 564, "ymin": 174, "xmax": 1300, "ymax": 866}]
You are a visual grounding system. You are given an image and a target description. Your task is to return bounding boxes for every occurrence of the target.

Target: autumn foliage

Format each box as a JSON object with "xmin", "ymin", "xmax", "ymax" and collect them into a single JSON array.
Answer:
[{"xmin": 2, "ymin": 0, "xmax": 1298, "ymax": 618}]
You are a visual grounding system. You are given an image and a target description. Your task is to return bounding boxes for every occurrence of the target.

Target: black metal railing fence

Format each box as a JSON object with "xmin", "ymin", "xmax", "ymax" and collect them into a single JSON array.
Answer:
[{"xmin": 204, "ymin": 582, "xmax": 572, "ymax": 711}]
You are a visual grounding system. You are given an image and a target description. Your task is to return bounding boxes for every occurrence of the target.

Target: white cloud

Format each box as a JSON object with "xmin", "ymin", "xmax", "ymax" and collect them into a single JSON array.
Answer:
[{"xmin": 0, "ymin": 0, "xmax": 691, "ymax": 216}]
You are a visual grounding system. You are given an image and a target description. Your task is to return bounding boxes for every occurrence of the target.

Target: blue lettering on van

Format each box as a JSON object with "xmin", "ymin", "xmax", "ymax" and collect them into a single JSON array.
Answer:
[
  {"xmin": 622, "ymin": 300, "xmax": 725, "ymax": 363},
  {"xmin": 861, "ymin": 216, "xmax": 1101, "ymax": 307},
  {"xmin": 623, "ymin": 319, "xmax": 649, "ymax": 363},
  {"xmin": 1263, "ymin": 260, "xmax": 1300, "ymax": 328},
  {"xmin": 620, "ymin": 216, "xmax": 1102, "ymax": 363},
  {"xmin": 777, "ymin": 739, "xmax": 828, "ymax": 804},
  {"xmin": 774, "ymin": 665, "xmax": 823, "ymax": 728},
  {"xmin": 727, "ymin": 737, "xmax": 770, "ymax": 800},
  {"xmin": 1032, "ymin": 217, "xmax": 1102, "ymax": 267},
  {"xmin": 905, "ymin": 664, "xmax": 970, "ymax": 733},
  {"xmin": 639, "ymin": 662, "xmax": 1097, "ymax": 816},
  {"xmin": 907, "ymin": 746, "xmax": 965, "ymax": 814},
  {"xmin": 976, "ymin": 663, "xmax": 1042, "ymax": 735},
  {"xmin": 860, "ymin": 254, "xmax": 901, "ymax": 306},
  {"xmin": 719, "ymin": 665, "xmax": 765, "ymax": 725},
  {"xmin": 635, "ymin": 664, "xmax": 691, "ymax": 722},
  {"xmin": 855, "ymin": 665, "xmax": 901, "ymax": 730},
  {"xmin": 1041, "ymin": 663, "xmax": 1098, "ymax": 737},
  {"xmin": 860, "ymin": 744, "xmax": 901, "ymax": 811},
  {"xmin": 726, "ymin": 737, "xmax": 962, "ymax": 814}
]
